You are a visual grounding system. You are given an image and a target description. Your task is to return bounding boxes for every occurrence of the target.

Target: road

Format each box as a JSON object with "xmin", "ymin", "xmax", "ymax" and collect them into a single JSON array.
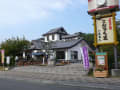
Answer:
[{"xmin": 0, "ymin": 78, "xmax": 108, "ymax": 90}]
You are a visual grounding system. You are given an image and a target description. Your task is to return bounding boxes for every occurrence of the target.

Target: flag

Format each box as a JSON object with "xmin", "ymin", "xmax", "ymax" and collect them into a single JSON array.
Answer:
[
  {"xmin": 1, "ymin": 50, "xmax": 5, "ymax": 64},
  {"xmin": 81, "ymin": 47, "xmax": 89, "ymax": 70}
]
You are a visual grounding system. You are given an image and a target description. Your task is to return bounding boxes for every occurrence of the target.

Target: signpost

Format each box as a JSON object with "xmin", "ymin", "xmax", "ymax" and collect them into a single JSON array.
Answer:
[
  {"xmin": 95, "ymin": 52, "xmax": 108, "ymax": 70},
  {"xmin": 93, "ymin": 13, "xmax": 119, "ymax": 47},
  {"xmin": 6, "ymin": 56, "xmax": 10, "ymax": 65},
  {"xmin": 94, "ymin": 52, "xmax": 108, "ymax": 77},
  {"xmin": 88, "ymin": 0, "xmax": 120, "ymax": 77},
  {"xmin": 1, "ymin": 49, "xmax": 5, "ymax": 70},
  {"xmin": 1, "ymin": 50, "xmax": 5, "ymax": 64}
]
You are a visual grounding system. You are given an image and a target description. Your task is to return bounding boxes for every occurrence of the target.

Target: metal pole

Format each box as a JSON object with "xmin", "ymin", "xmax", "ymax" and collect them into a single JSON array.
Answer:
[{"xmin": 114, "ymin": 45, "xmax": 118, "ymax": 69}]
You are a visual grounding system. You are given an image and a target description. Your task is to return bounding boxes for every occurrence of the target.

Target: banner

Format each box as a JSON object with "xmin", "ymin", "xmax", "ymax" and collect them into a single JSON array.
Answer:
[
  {"xmin": 1, "ymin": 49, "xmax": 5, "ymax": 64},
  {"xmin": 6, "ymin": 56, "xmax": 10, "ymax": 65},
  {"xmin": 81, "ymin": 47, "xmax": 89, "ymax": 70}
]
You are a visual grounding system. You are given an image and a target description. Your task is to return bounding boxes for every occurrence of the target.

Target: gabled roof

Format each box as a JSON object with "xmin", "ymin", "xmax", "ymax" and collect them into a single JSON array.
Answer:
[
  {"xmin": 43, "ymin": 27, "xmax": 68, "ymax": 36},
  {"xmin": 30, "ymin": 38, "xmax": 84, "ymax": 50},
  {"xmin": 30, "ymin": 38, "xmax": 93, "ymax": 52},
  {"xmin": 30, "ymin": 39, "xmax": 45, "ymax": 50},
  {"xmin": 51, "ymin": 38, "xmax": 83, "ymax": 49},
  {"xmin": 62, "ymin": 32, "xmax": 82, "ymax": 39}
]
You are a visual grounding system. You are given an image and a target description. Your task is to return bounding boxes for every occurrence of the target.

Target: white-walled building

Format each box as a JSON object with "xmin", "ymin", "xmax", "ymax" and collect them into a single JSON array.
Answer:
[{"xmin": 30, "ymin": 27, "xmax": 93, "ymax": 63}]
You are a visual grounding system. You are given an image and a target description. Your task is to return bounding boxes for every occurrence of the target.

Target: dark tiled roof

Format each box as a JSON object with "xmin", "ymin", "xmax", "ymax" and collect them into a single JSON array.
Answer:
[
  {"xmin": 62, "ymin": 32, "xmax": 82, "ymax": 39},
  {"xmin": 43, "ymin": 27, "xmax": 68, "ymax": 36},
  {"xmin": 51, "ymin": 38, "xmax": 83, "ymax": 49},
  {"xmin": 30, "ymin": 38, "xmax": 84, "ymax": 50},
  {"xmin": 30, "ymin": 39, "xmax": 45, "ymax": 50},
  {"xmin": 30, "ymin": 38, "xmax": 94, "ymax": 52}
]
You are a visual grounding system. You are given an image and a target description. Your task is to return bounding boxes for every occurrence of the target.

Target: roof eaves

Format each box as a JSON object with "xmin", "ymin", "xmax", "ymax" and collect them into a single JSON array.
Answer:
[{"xmin": 52, "ymin": 38, "xmax": 83, "ymax": 49}]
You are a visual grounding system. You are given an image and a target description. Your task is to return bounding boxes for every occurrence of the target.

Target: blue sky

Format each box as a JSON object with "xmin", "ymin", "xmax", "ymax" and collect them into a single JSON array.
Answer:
[{"xmin": 0, "ymin": 0, "xmax": 119, "ymax": 42}]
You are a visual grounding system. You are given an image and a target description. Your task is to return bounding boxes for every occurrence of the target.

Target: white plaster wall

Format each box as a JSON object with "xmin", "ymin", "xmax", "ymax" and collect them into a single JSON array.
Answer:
[
  {"xmin": 33, "ymin": 50, "xmax": 38, "ymax": 53},
  {"xmin": 44, "ymin": 34, "xmax": 60, "ymax": 42},
  {"xmin": 66, "ymin": 40, "xmax": 91, "ymax": 61},
  {"xmin": 67, "ymin": 43, "xmax": 83, "ymax": 60},
  {"xmin": 65, "ymin": 49, "xmax": 68, "ymax": 61},
  {"xmin": 50, "ymin": 34, "xmax": 60, "ymax": 41},
  {"xmin": 44, "ymin": 36, "xmax": 48, "ymax": 42},
  {"xmin": 55, "ymin": 34, "xmax": 60, "ymax": 41},
  {"xmin": 49, "ymin": 35, "xmax": 52, "ymax": 41}
]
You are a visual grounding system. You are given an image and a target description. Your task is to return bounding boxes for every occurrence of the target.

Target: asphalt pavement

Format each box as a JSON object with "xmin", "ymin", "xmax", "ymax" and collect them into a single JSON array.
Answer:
[
  {"xmin": 0, "ymin": 78, "xmax": 108, "ymax": 90},
  {"xmin": 0, "ymin": 64, "xmax": 120, "ymax": 90}
]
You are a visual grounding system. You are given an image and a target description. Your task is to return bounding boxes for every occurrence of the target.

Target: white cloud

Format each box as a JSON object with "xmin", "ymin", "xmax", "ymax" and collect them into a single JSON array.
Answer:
[{"xmin": 0, "ymin": 0, "xmax": 86, "ymax": 25}]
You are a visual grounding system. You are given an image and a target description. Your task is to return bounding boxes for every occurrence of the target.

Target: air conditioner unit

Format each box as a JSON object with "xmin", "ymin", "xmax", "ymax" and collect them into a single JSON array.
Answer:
[{"xmin": 88, "ymin": 0, "xmax": 119, "ymax": 15}]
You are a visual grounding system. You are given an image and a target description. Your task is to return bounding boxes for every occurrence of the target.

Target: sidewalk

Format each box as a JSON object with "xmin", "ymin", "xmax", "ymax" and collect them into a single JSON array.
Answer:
[{"xmin": 0, "ymin": 63, "xmax": 120, "ymax": 89}]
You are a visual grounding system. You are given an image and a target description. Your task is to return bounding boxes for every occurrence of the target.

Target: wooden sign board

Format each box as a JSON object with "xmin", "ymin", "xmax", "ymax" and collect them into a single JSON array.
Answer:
[
  {"xmin": 96, "ymin": 16, "xmax": 114, "ymax": 44},
  {"xmin": 93, "ymin": 12, "xmax": 119, "ymax": 47},
  {"xmin": 94, "ymin": 52, "xmax": 109, "ymax": 77},
  {"xmin": 95, "ymin": 52, "xmax": 108, "ymax": 70}
]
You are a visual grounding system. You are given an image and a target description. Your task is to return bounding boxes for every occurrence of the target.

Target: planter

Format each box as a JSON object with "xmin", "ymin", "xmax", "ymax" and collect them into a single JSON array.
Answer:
[
  {"xmin": 0, "ymin": 67, "xmax": 9, "ymax": 71},
  {"xmin": 94, "ymin": 70, "xmax": 108, "ymax": 78},
  {"xmin": 60, "ymin": 60, "xmax": 69, "ymax": 64},
  {"xmin": 4, "ymin": 67, "xmax": 9, "ymax": 71},
  {"xmin": 17, "ymin": 61, "xmax": 24, "ymax": 66},
  {"xmin": 40, "ymin": 64, "xmax": 48, "ymax": 66},
  {"xmin": 56, "ymin": 63, "xmax": 64, "ymax": 66}
]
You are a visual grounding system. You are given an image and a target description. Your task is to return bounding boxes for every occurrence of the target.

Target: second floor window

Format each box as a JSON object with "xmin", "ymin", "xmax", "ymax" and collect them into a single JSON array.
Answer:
[
  {"xmin": 60, "ymin": 35, "xmax": 62, "ymax": 40},
  {"xmin": 47, "ymin": 35, "xmax": 49, "ymax": 41},
  {"xmin": 52, "ymin": 34, "xmax": 54, "ymax": 40}
]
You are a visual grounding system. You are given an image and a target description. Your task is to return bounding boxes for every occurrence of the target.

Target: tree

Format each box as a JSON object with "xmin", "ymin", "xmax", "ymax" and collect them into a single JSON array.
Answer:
[
  {"xmin": 0, "ymin": 37, "xmax": 30, "ymax": 65},
  {"xmin": 80, "ymin": 33, "xmax": 94, "ymax": 49}
]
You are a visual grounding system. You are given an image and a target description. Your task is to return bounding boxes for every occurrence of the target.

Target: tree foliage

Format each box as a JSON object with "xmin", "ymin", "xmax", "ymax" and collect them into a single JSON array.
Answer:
[
  {"xmin": 81, "ymin": 33, "xmax": 94, "ymax": 49},
  {"xmin": 0, "ymin": 37, "xmax": 30, "ymax": 57}
]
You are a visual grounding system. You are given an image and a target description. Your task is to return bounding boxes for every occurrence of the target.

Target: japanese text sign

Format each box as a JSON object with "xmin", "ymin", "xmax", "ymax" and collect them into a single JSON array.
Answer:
[{"xmin": 96, "ymin": 16, "xmax": 114, "ymax": 44}]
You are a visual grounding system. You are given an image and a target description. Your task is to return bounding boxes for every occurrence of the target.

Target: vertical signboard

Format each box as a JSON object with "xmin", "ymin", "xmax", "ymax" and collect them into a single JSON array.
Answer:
[
  {"xmin": 1, "ymin": 50, "xmax": 5, "ymax": 64},
  {"xmin": 96, "ymin": 16, "xmax": 114, "ymax": 44},
  {"xmin": 93, "ymin": 13, "xmax": 119, "ymax": 47},
  {"xmin": 81, "ymin": 47, "xmax": 89, "ymax": 70},
  {"xmin": 6, "ymin": 56, "xmax": 10, "ymax": 65},
  {"xmin": 95, "ymin": 52, "xmax": 108, "ymax": 70},
  {"xmin": 97, "ymin": 56, "xmax": 105, "ymax": 65}
]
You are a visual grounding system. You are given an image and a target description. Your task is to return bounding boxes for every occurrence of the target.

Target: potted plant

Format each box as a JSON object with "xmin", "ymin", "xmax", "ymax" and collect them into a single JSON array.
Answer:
[{"xmin": 94, "ymin": 65, "xmax": 108, "ymax": 77}]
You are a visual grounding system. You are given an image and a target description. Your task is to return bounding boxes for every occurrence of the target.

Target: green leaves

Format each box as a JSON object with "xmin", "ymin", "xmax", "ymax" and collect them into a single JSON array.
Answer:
[{"xmin": 0, "ymin": 37, "xmax": 30, "ymax": 57}]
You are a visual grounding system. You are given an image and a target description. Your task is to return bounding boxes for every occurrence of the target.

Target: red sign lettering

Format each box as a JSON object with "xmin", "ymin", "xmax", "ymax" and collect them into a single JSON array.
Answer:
[{"xmin": 109, "ymin": 18, "xmax": 112, "ymax": 30}]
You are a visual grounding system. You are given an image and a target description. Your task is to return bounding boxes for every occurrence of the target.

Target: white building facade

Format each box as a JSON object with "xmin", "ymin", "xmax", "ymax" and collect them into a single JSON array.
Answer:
[{"xmin": 30, "ymin": 27, "xmax": 93, "ymax": 63}]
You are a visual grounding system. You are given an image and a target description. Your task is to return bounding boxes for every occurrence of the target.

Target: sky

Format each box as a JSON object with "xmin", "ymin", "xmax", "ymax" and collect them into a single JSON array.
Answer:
[{"xmin": 0, "ymin": 0, "xmax": 120, "ymax": 42}]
